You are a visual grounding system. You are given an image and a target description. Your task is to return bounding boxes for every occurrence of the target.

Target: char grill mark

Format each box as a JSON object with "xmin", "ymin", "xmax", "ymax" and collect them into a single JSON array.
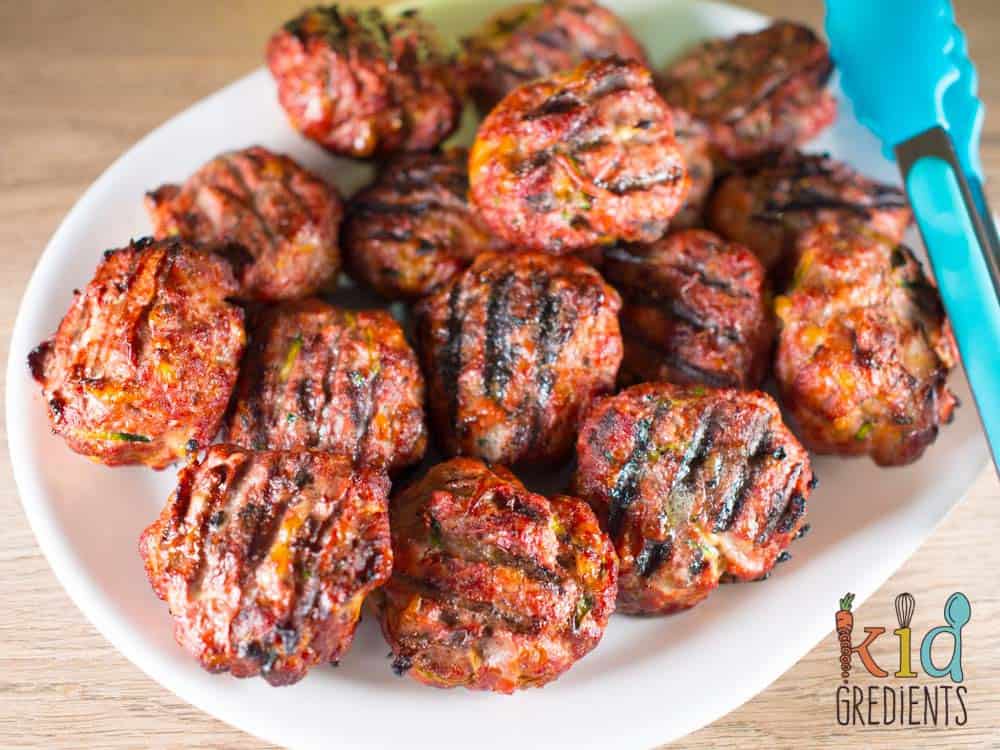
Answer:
[
  {"xmin": 629, "ymin": 291, "xmax": 741, "ymax": 344},
  {"xmin": 530, "ymin": 279, "xmax": 573, "ymax": 448},
  {"xmin": 608, "ymin": 403, "xmax": 666, "ymax": 537},
  {"xmin": 523, "ymin": 92, "xmax": 583, "ymax": 120},
  {"xmin": 668, "ymin": 403, "xmax": 716, "ymax": 497},
  {"xmin": 758, "ymin": 191, "xmax": 874, "ymax": 220},
  {"xmin": 777, "ymin": 492, "xmax": 807, "ymax": 534},
  {"xmin": 387, "ymin": 163, "xmax": 468, "ymax": 198},
  {"xmin": 427, "ymin": 517, "xmax": 567, "ymax": 587},
  {"xmin": 125, "ymin": 246, "xmax": 175, "ymax": 369},
  {"xmin": 483, "ymin": 272, "xmax": 517, "ymax": 402},
  {"xmin": 181, "ymin": 463, "xmax": 227, "ymax": 599},
  {"xmin": 219, "ymin": 155, "xmax": 281, "ymax": 250},
  {"xmin": 395, "ymin": 572, "xmax": 544, "ymax": 636},
  {"xmin": 751, "ymin": 161, "xmax": 909, "ymax": 223},
  {"xmin": 712, "ymin": 412, "xmax": 773, "ymax": 532},
  {"xmin": 295, "ymin": 370, "xmax": 315, "ymax": 425},
  {"xmin": 635, "ymin": 539, "xmax": 672, "ymax": 578},
  {"xmin": 757, "ymin": 461, "xmax": 804, "ymax": 544},
  {"xmin": 191, "ymin": 452, "xmax": 260, "ymax": 599},
  {"xmin": 594, "ymin": 165, "xmax": 684, "ymax": 195},
  {"xmin": 348, "ymin": 365, "xmax": 380, "ymax": 465},
  {"xmin": 315, "ymin": 325, "xmax": 344, "ymax": 449},
  {"xmin": 244, "ymin": 148, "xmax": 312, "ymax": 218},
  {"xmin": 533, "ymin": 26, "xmax": 570, "ymax": 50},
  {"xmin": 671, "ymin": 264, "xmax": 748, "ymax": 299},
  {"xmin": 518, "ymin": 63, "xmax": 663, "ymax": 195},
  {"xmin": 657, "ymin": 350, "xmax": 738, "ymax": 388},
  {"xmin": 350, "ymin": 199, "xmax": 442, "ymax": 217},
  {"xmin": 720, "ymin": 55, "xmax": 826, "ymax": 125},
  {"xmin": 605, "ymin": 244, "xmax": 750, "ymax": 302},
  {"xmin": 589, "ymin": 65, "xmax": 630, "ymax": 98},
  {"xmin": 441, "ymin": 282, "xmax": 466, "ymax": 432},
  {"xmin": 242, "ymin": 456, "xmax": 287, "ymax": 572}
]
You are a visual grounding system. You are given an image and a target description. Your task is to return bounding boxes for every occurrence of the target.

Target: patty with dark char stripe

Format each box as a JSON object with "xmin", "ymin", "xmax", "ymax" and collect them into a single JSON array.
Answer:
[
  {"xmin": 343, "ymin": 148, "xmax": 507, "ymax": 301},
  {"xmin": 460, "ymin": 0, "xmax": 649, "ymax": 114},
  {"xmin": 604, "ymin": 229, "xmax": 773, "ymax": 389},
  {"xmin": 140, "ymin": 445, "xmax": 391, "ymax": 686},
  {"xmin": 145, "ymin": 146, "xmax": 343, "ymax": 301},
  {"xmin": 573, "ymin": 382, "xmax": 813, "ymax": 614},
  {"xmin": 267, "ymin": 6, "xmax": 462, "ymax": 158},
  {"xmin": 28, "ymin": 237, "xmax": 245, "ymax": 469},
  {"xmin": 774, "ymin": 222, "xmax": 957, "ymax": 466},
  {"xmin": 376, "ymin": 457, "xmax": 617, "ymax": 692},
  {"xmin": 415, "ymin": 252, "xmax": 622, "ymax": 465},
  {"xmin": 469, "ymin": 57, "xmax": 689, "ymax": 252},
  {"xmin": 225, "ymin": 299, "xmax": 426, "ymax": 474},
  {"xmin": 659, "ymin": 21, "xmax": 836, "ymax": 162},
  {"xmin": 708, "ymin": 150, "xmax": 912, "ymax": 275}
]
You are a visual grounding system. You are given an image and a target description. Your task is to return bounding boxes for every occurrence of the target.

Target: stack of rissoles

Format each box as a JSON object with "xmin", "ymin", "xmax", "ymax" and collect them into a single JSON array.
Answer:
[{"xmin": 28, "ymin": 1, "xmax": 956, "ymax": 692}]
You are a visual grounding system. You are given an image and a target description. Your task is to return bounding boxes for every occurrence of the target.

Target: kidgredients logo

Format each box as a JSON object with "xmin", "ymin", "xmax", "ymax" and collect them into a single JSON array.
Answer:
[{"xmin": 834, "ymin": 592, "xmax": 971, "ymax": 727}]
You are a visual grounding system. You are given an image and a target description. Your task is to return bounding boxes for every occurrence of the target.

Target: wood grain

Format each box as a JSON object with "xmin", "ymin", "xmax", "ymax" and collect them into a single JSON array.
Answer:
[{"xmin": 0, "ymin": 1, "xmax": 997, "ymax": 748}]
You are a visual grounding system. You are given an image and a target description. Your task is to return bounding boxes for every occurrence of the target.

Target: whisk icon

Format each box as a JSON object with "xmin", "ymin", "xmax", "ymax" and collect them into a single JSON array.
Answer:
[
  {"xmin": 895, "ymin": 592, "xmax": 916, "ymax": 628},
  {"xmin": 894, "ymin": 592, "xmax": 918, "ymax": 678}
]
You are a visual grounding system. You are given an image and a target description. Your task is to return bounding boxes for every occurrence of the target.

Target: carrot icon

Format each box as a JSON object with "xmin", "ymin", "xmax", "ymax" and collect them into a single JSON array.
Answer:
[{"xmin": 836, "ymin": 593, "xmax": 855, "ymax": 683}]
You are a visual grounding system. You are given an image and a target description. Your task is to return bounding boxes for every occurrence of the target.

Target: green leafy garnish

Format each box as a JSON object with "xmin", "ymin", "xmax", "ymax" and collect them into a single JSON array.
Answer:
[{"xmin": 854, "ymin": 422, "xmax": 873, "ymax": 441}]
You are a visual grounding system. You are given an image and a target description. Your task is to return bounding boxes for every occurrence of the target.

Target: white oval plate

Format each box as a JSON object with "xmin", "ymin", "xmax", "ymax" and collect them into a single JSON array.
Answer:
[{"xmin": 7, "ymin": 1, "xmax": 989, "ymax": 748}]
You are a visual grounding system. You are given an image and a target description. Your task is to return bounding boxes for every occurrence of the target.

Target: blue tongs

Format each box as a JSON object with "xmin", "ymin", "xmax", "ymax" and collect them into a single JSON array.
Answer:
[{"xmin": 827, "ymin": 0, "xmax": 1000, "ymax": 471}]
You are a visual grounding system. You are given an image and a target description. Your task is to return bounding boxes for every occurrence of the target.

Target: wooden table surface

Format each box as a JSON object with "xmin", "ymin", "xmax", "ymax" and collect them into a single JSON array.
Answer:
[{"xmin": 1, "ymin": 1, "xmax": 998, "ymax": 747}]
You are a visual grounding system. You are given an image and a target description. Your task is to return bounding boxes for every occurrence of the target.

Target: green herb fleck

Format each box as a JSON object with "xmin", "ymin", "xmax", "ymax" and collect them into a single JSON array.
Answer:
[
  {"xmin": 428, "ymin": 517, "xmax": 444, "ymax": 550},
  {"xmin": 99, "ymin": 431, "xmax": 151, "ymax": 443},
  {"xmin": 279, "ymin": 334, "xmax": 303, "ymax": 382},
  {"xmin": 854, "ymin": 422, "xmax": 873, "ymax": 441},
  {"xmin": 573, "ymin": 594, "xmax": 594, "ymax": 630}
]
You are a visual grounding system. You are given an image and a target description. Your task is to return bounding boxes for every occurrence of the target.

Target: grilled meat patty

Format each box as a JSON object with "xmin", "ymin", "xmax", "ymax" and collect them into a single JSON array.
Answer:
[
  {"xmin": 377, "ymin": 457, "xmax": 617, "ymax": 692},
  {"xmin": 604, "ymin": 229, "xmax": 773, "ymax": 389},
  {"xmin": 343, "ymin": 148, "xmax": 506, "ymax": 301},
  {"xmin": 227, "ymin": 299, "xmax": 427, "ymax": 472},
  {"xmin": 416, "ymin": 252, "xmax": 622, "ymax": 465},
  {"xmin": 140, "ymin": 445, "xmax": 391, "ymax": 686},
  {"xmin": 28, "ymin": 238, "xmax": 245, "ymax": 469},
  {"xmin": 708, "ymin": 150, "xmax": 912, "ymax": 275},
  {"xmin": 225, "ymin": 299, "xmax": 426, "ymax": 474},
  {"xmin": 461, "ymin": 0, "xmax": 649, "ymax": 113},
  {"xmin": 659, "ymin": 21, "xmax": 836, "ymax": 162},
  {"xmin": 267, "ymin": 6, "xmax": 461, "ymax": 158},
  {"xmin": 774, "ymin": 222, "xmax": 957, "ymax": 466},
  {"xmin": 469, "ymin": 57, "xmax": 689, "ymax": 252},
  {"xmin": 573, "ymin": 382, "xmax": 813, "ymax": 614},
  {"xmin": 145, "ymin": 146, "xmax": 343, "ymax": 302},
  {"xmin": 669, "ymin": 109, "xmax": 715, "ymax": 229}
]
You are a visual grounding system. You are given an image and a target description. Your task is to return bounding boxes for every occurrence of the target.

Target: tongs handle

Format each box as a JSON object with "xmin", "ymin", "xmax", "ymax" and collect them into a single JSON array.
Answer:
[{"xmin": 896, "ymin": 126, "xmax": 1000, "ymax": 473}]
